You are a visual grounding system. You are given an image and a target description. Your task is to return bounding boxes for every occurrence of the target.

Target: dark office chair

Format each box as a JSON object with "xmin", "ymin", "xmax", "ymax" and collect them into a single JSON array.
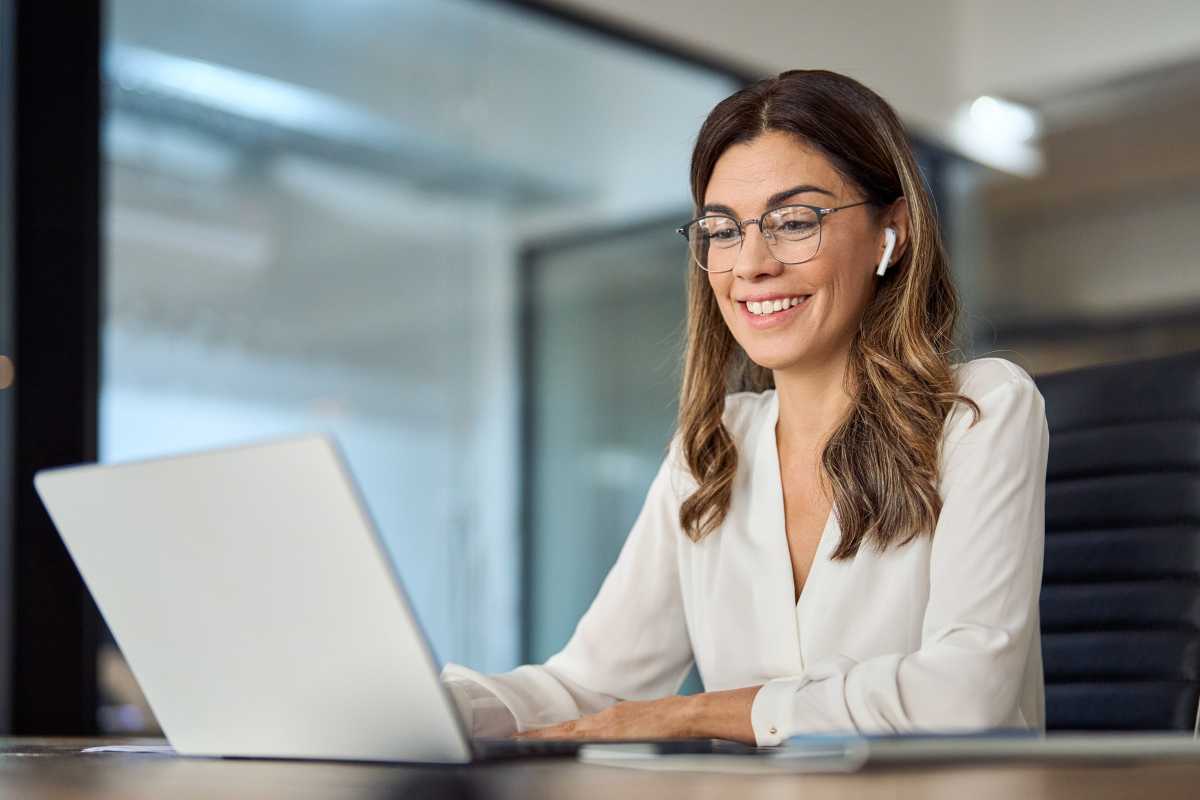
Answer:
[{"xmin": 1036, "ymin": 348, "xmax": 1200, "ymax": 731}]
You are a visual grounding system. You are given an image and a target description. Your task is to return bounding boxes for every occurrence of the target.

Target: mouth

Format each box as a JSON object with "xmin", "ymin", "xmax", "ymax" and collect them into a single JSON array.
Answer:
[{"xmin": 737, "ymin": 294, "xmax": 812, "ymax": 328}]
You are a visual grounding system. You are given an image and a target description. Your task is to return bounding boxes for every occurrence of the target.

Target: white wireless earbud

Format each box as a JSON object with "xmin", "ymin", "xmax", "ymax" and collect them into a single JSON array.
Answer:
[{"xmin": 876, "ymin": 227, "xmax": 897, "ymax": 276}]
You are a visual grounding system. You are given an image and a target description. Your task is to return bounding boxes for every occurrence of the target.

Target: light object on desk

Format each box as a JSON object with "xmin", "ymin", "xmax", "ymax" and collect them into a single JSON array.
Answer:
[{"xmin": 0, "ymin": 355, "xmax": 13, "ymax": 390}]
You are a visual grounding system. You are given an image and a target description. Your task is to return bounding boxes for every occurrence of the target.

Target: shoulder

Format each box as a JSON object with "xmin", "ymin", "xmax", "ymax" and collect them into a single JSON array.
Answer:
[
  {"xmin": 951, "ymin": 356, "xmax": 1038, "ymax": 400},
  {"xmin": 944, "ymin": 356, "xmax": 1047, "ymax": 444},
  {"xmin": 937, "ymin": 358, "xmax": 1050, "ymax": 503}
]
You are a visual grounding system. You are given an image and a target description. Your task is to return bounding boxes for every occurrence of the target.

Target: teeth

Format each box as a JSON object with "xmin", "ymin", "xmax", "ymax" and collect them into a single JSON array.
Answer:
[{"xmin": 745, "ymin": 296, "xmax": 807, "ymax": 316}]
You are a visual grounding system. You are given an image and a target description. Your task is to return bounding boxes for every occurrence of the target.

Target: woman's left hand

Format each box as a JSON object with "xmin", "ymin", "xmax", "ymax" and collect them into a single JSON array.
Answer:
[{"xmin": 513, "ymin": 695, "xmax": 696, "ymax": 740}]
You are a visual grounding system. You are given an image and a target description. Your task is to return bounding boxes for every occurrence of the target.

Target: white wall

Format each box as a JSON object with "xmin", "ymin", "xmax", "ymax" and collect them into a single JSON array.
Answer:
[
  {"xmin": 553, "ymin": 0, "xmax": 961, "ymax": 140},
  {"xmin": 959, "ymin": 0, "xmax": 1200, "ymax": 101},
  {"xmin": 555, "ymin": 0, "xmax": 1200, "ymax": 151}
]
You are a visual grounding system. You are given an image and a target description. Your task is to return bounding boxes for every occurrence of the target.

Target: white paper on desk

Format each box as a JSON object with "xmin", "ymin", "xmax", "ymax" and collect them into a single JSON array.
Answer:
[
  {"xmin": 578, "ymin": 732, "xmax": 1200, "ymax": 774},
  {"xmin": 578, "ymin": 752, "xmax": 867, "ymax": 774},
  {"xmin": 578, "ymin": 739, "xmax": 869, "ymax": 774},
  {"xmin": 81, "ymin": 744, "xmax": 177, "ymax": 755}
]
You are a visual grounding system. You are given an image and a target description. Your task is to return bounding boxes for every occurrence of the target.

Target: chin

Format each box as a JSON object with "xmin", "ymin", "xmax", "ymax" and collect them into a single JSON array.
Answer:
[{"xmin": 741, "ymin": 345, "xmax": 806, "ymax": 372}]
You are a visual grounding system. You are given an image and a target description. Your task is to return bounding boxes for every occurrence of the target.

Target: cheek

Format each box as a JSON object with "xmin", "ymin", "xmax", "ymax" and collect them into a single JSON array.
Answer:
[
  {"xmin": 707, "ymin": 273, "xmax": 733, "ymax": 310},
  {"xmin": 705, "ymin": 275, "xmax": 742, "ymax": 335},
  {"xmin": 795, "ymin": 261, "xmax": 854, "ymax": 331},
  {"xmin": 821, "ymin": 258, "xmax": 873, "ymax": 320},
  {"xmin": 822, "ymin": 241, "xmax": 869, "ymax": 288},
  {"xmin": 705, "ymin": 270, "xmax": 723, "ymax": 294}
]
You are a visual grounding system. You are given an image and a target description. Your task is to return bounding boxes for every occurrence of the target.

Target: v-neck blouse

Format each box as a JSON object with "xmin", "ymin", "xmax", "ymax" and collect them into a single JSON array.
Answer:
[{"xmin": 442, "ymin": 357, "xmax": 1048, "ymax": 746}]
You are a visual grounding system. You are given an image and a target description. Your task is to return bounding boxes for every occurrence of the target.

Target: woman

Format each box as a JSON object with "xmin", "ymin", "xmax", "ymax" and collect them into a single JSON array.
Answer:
[{"xmin": 441, "ymin": 69, "xmax": 1048, "ymax": 747}]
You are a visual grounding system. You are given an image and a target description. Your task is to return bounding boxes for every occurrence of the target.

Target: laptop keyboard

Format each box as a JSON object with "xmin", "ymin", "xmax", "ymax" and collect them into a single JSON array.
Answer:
[{"xmin": 471, "ymin": 737, "xmax": 763, "ymax": 761}]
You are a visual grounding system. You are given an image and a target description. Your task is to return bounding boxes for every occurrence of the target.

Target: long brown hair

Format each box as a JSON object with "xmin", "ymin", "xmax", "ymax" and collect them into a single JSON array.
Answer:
[{"xmin": 676, "ymin": 69, "xmax": 980, "ymax": 558}]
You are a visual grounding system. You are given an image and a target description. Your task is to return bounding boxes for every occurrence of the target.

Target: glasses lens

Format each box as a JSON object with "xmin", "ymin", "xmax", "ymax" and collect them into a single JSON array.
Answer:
[
  {"xmin": 687, "ymin": 216, "xmax": 740, "ymax": 272},
  {"xmin": 763, "ymin": 206, "xmax": 820, "ymax": 263}
]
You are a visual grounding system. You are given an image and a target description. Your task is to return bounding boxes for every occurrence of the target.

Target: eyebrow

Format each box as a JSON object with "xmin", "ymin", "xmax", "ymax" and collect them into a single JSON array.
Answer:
[{"xmin": 702, "ymin": 184, "xmax": 835, "ymax": 217}]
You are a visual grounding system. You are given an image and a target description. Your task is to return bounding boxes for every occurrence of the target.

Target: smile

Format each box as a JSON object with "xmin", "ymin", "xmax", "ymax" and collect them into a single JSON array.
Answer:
[
  {"xmin": 745, "ymin": 295, "xmax": 808, "ymax": 316},
  {"xmin": 737, "ymin": 294, "xmax": 812, "ymax": 328}
]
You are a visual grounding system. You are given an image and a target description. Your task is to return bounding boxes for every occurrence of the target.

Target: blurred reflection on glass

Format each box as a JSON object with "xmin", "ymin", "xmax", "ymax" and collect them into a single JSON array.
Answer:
[
  {"xmin": 100, "ymin": 0, "xmax": 737, "ymax": 733},
  {"xmin": 524, "ymin": 217, "xmax": 688, "ymax": 664}
]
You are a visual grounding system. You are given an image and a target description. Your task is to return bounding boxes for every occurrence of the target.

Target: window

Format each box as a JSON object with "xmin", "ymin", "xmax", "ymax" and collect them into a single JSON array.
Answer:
[{"xmin": 100, "ymin": 0, "xmax": 738, "ymax": 732}]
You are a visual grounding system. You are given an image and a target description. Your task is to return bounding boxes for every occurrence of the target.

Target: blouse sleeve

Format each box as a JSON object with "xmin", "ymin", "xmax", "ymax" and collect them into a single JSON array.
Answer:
[
  {"xmin": 750, "ymin": 371, "xmax": 1049, "ymax": 745},
  {"xmin": 440, "ymin": 435, "xmax": 695, "ymax": 736}
]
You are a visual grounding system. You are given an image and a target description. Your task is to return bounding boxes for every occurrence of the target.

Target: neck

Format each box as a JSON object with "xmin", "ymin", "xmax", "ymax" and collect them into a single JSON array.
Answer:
[{"xmin": 772, "ymin": 345, "xmax": 856, "ymax": 457}]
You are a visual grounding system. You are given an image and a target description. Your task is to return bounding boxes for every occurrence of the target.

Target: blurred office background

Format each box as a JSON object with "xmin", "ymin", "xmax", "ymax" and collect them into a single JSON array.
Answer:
[{"xmin": 2, "ymin": 0, "xmax": 1199, "ymax": 735}]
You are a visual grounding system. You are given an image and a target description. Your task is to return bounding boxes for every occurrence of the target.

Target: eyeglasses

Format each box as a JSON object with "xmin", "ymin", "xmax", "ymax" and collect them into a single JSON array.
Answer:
[{"xmin": 676, "ymin": 200, "xmax": 871, "ymax": 273}]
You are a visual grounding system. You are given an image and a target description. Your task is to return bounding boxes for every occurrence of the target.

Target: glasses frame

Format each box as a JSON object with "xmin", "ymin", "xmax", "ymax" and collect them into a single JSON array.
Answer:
[{"xmin": 676, "ymin": 199, "xmax": 872, "ymax": 272}]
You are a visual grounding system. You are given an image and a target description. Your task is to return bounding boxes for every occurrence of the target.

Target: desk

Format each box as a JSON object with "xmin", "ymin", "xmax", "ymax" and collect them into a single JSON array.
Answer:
[{"xmin": 4, "ymin": 737, "xmax": 1200, "ymax": 799}]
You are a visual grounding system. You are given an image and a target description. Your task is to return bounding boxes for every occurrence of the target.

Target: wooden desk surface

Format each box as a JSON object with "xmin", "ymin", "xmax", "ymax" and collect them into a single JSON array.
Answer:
[{"xmin": 5, "ymin": 737, "xmax": 1200, "ymax": 800}]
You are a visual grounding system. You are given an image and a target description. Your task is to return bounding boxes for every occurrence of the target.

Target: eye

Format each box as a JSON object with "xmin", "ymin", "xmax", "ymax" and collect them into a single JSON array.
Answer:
[
  {"xmin": 693, "ymin": 217, "xmax": 740, "ymax": 244},
  {"xmin": 767, "ymin": 206, "xmax": 820, "ymax": 239}
]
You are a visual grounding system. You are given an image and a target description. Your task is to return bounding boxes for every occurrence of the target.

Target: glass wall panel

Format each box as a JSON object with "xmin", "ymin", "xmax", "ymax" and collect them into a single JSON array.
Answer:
[
  {"xmin": 524, "ymin": 218, "xmax": 688, "ymax": 664},
  {"xmin": 101, "ymin": 0, "xmax": 737, "ymax": 732}
]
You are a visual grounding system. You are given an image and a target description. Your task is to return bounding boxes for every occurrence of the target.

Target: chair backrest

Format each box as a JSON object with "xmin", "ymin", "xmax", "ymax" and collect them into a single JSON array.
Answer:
[{"xmin": 1035, "ymin": 348, "xmax": 1200, "ymax": 731}]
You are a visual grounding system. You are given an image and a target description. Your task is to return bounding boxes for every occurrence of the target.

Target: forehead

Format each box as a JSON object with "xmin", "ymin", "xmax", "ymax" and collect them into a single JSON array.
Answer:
[{"xmin": 704, "ymin": 131, "xmax": 846, "ymax": 213}]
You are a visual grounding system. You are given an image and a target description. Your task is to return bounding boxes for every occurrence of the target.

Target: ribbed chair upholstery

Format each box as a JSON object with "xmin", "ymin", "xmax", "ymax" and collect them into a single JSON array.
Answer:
[{"xmin": 1035, "ymin": 348, "xmax": 1200, "ymax": 731}]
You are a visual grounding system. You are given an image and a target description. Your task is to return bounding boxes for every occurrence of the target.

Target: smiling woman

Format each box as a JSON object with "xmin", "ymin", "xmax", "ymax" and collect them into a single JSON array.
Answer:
[{"xmin": 442, "ymin": 69, "xmax": 1048, "ymax": 747}]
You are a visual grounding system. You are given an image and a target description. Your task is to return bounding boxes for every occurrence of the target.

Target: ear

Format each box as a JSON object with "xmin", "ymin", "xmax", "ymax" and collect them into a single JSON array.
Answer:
[{"xmin": 882, "ymin": 196, "xmax": 910, "ymax": 264}]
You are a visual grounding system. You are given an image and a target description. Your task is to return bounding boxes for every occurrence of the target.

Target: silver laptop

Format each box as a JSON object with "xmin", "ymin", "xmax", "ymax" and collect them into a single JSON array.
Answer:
[{"xmin": 35, "ymin": 434, "xmax": 601, "ymax": 763}]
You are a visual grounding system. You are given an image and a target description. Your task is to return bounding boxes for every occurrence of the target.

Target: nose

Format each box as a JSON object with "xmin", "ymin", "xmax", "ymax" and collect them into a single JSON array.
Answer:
[{"xmin": 732, "ymin": 220, "xmax": 784, "ymax": 281}]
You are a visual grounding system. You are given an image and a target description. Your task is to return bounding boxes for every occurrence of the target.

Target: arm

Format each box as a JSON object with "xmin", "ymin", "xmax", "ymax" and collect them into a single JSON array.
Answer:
[
  {"xmin": 747, "ymin": 372, "xmax": 1049, "ymax": 745},
  {"xmin": 442, "ymin": 436, "xmax": 695, "ymax": 736}
]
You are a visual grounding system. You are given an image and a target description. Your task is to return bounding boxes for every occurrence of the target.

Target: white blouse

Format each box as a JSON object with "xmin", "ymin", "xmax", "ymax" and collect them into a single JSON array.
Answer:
[{"xmin": 441, "ymin": 356, "xmax": 1049, "ymax": 747}]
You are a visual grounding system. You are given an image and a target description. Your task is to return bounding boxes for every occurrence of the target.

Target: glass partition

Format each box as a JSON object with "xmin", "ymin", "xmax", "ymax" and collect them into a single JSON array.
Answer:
[
  {"xmin": 100, "ymin": 0, "xmax": 738, "ymax": 732},
  {"xmin": 522, "ymin": 216, "xmax": 688, "ymax": 664}
]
